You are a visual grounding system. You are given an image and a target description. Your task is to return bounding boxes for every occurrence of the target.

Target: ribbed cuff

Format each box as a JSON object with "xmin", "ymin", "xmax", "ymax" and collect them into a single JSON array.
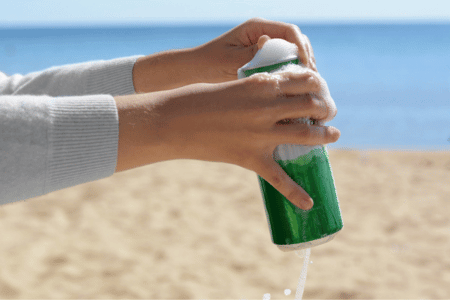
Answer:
[
  {"xmin": 85, "ymin": 55, "xmax": 143, "ymax": 96},
  {"xmin": 45, "ymin": 95, "xmax": 119, "ymax": 193}
]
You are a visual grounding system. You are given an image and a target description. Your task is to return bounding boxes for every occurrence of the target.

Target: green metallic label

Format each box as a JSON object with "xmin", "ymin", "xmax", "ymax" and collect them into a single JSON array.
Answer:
[
  {"xmin": 243, "ymin": 59, "xmax": 299, "ymax": 77},
  {"xmin": 258, "ymin": 146, "xmax": 343, "ymax": 245}
]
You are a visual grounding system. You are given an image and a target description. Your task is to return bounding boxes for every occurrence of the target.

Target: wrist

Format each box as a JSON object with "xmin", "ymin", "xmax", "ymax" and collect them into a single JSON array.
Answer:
[
  {"xmin": 132, "ymin": 48, "xmax": 203, "ymax": 93},
  {"xmin": 114, "ymin": 92, "xmax": 177, "ymax": 172}
]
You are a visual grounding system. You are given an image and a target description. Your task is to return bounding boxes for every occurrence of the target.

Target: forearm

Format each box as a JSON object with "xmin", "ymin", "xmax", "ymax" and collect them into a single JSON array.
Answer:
[
  {"xmin": 0, "ymin": 56, "xmax": 140, "ymax": 97},
  {"xmin": 0, "ymin": 94, "xmax": 118, "ymax": 204},
  {"xmin": 132, "ymin": 48, "xmax": 205, "ymax": 93},
  {"xmin": 0, "ymin": 47, "xmax": 214, "ymax": 97}
]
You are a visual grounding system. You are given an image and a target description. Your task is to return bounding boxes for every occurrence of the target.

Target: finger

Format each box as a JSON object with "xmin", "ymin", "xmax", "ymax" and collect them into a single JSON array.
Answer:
[
  {"xmin": 270, "ymin": 124, "xmax": 341, "ymax": 146},
  {"xmin": 246, "ymin": 18, "xmax": 309, "ymax": 65},
  {"xmin": 255, "ymin": 156, "xmax": 314, "ymax": 210},
  {"xmin": 278, "ymin": 70, "xmax": 337, "ymax": 123},
  {"xmin": 277, "ymin": 71, "xmax": 321, "ymax": 95},
  {"xmin": 303, "ymin": 34, "xmax": 317, "ymax": 71},
  {"xmin": 244, "ymin": 71, "xmax": 321, "ymax": 101},
  {"xmin": 283, "ymin": 96, "xmax": 329, "ymax": 121},
  {"xmin": 284, "ymin": 26, "xmax": 309, "ymax": 65},
  {"xmin": 301, "ymin": 34, "xmax": 312, "ymax": 67},
  {"xmin": 257, "ymin": 35, "xmax": 271, "ymax": 50}
]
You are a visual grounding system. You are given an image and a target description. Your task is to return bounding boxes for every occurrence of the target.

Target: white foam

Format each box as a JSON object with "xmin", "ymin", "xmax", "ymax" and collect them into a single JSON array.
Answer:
[
  {"xmin": 238, "ymin": 38, "xmax": 337, "ymax": 123},
  {"xmin": 295, "ymin": 249, "xmax": 307, "ymax": 258},
  {"xmin": 272, "ymin": 63, "xmax": 337, "ymax": 123},
  {"xmin": 294, "ymin": 248, "xmax": 311, "ymax": 300},
  {"xmin": 267, "ymin": 63, "xmax": 336, "ymax": 162},
  {"xmin": 237, "ymin": 38, "xmax": 298, "ymax": 79},
  {"xmin": 273, "ymin": 144, "xmax": 321, "ymax": 161},
  {"xmin": 239, "ymin": 39, "xmax": 330, "ymax": 300}
]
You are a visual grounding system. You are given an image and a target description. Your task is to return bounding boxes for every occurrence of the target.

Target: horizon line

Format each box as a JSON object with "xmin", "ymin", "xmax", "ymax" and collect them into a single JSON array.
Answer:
[{"xmin": 0, "ymin": 18, "xmax": 449, "ymax": 28}]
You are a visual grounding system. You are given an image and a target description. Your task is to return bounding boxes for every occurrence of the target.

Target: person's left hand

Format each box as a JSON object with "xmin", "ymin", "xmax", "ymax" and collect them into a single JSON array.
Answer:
[{"xmin": 193, "ymin": 17, "xmax": 317, "ymax": 84}]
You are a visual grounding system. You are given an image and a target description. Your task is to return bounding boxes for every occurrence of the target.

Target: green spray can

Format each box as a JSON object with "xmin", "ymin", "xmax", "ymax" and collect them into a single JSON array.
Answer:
[{"xmin": 238, "ymin": 38, "xmax": 343, "ymax": 251}]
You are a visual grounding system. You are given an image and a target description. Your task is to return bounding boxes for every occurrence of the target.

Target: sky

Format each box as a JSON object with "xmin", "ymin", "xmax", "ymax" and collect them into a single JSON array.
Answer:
[{"xmin": 1, "ymin": 0, "xmax": 449, "ymax": 26}]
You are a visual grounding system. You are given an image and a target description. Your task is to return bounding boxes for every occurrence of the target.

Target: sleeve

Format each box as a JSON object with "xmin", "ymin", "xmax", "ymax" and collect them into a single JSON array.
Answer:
[
  {"xmin": 0, "ymin": 94, "xmax": 119, "ymax": 205},
  {"xmin": 0, "ymin": 55, "xmax": 143, "ymax": 97}
]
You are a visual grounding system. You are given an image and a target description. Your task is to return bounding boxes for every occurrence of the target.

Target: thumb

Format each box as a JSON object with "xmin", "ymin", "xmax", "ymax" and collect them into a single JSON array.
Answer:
[
  {"xmin": 257, "ymin": 35, "xmax": 271, "ymax": 50},
  {"xmin": 241, "ymin": 35, "xmax": 270, "ymax": 67},
  {"xmin": 256, "ymin": 157, "xmax": 314, "ymax": 210}
]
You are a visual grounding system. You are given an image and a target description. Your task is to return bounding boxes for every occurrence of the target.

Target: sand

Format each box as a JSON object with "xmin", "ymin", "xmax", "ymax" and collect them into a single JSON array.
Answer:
[{"xmin": 0, "ymin": 149, "xmax": 449, "ymax": 299}]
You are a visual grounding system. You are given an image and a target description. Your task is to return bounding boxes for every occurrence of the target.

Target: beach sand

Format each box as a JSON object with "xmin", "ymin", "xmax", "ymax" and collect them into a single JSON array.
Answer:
[{"xmin": 0, "ymin": 149, "xmax": 449, "ymax": 299}]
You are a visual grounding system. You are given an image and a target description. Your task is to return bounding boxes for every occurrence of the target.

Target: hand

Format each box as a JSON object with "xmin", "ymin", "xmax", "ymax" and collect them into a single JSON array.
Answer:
[
  {"xmin": 194, "ymin": 17, "xmax": 318, "ymax": 83},
  {"xmin": 115, "ymin": 69, "xmax": 339, "ymax": 210},
  {"xmin": 133, "ymin": 18, "xmax": 317, "ymax": 93}
]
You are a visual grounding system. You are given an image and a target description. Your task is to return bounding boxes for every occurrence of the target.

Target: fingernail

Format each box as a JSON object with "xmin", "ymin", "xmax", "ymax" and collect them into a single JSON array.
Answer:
[{"xmin": 302, "ymin": 197, "xmax": 314, "ymax": 210}]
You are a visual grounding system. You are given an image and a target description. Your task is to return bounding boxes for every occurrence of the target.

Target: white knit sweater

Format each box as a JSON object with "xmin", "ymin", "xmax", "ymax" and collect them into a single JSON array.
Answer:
[{"xmin": 0, "ymin": 55, "xmax": 142, "ymax": 205}]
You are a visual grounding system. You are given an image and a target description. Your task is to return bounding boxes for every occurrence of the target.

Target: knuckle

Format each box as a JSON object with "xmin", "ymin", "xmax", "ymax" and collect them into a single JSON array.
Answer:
[
  {"xmin": 289, "ymin": 23, "xmax": 301, "ymax": 34},
  {"xmin": 289, "ymin": 70, "xmax": 320, "ymax": 88},
  {"xmin": 268, "ymin": 172, "xmax": 283, "ymax": 187},
  {"xmin": 305, "ymin": 74, "xmax": 321, "ymax": 91},
  {"xmin": 248, "ymin": 73, "xmax": 280, "ymax": 95},
  {"xmin": 320, "ymin": 99, "xmax": 330, "ymax": 118},
  {"xmin": 287, "ymin": 189, "xmax": 299, "ymax": 203},
  {"xmin": 323, "ymin": 103, "xmax": 331, "ymax": 121},
  {"xmin": 248, "ymin": 17, "xmax": 264, "ymax": 24},
  {"xmin": 249, "ymin": 72, "xmax": 271, "ymax": 83},
  {"xmin": 325, "ymin": 100, "xmax": 337, "ymax": 121},
  {"xmin": 301, "ymin": 94, "xmax": 314, "ymax": 110},
  {"xmin": 298, "ymin": 125, "xmax": 312, "ymax": 141},
  {"xmin": 291, "ymin": 69, "xmax": 313, "ymax": 79},
  {"xmin": 306, "ymin": 96, "xmax": 328, "ymax": 120}
]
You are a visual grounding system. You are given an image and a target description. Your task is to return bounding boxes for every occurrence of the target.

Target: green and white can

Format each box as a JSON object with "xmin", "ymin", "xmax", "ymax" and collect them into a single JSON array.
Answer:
[{"xmin": 238, "ymin": 38, "xmax": 343, "ymax": 251}]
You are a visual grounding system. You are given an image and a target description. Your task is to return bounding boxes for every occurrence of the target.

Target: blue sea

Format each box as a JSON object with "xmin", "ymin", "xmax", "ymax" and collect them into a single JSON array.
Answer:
[{"xmin": 1, "ymin": 24, "xmax": 449, "ymax": 151}]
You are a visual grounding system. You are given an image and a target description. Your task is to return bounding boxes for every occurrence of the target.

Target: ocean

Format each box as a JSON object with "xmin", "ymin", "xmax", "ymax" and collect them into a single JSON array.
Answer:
[{"xmin": 1, "ymin": 24, "xmax": 449, "ymax": 150}]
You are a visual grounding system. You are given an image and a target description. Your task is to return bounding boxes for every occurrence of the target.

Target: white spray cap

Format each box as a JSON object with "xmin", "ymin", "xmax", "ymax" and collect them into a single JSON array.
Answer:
[{"xmin": 237, "ymin": 38, "xmax": 299, "ymax": 79}]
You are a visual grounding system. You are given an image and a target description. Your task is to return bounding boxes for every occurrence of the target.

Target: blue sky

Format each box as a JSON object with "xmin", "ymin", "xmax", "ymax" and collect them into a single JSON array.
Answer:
[{"xmin": 1, "ymin": 0, "xmax": 450, "ymax": 26}]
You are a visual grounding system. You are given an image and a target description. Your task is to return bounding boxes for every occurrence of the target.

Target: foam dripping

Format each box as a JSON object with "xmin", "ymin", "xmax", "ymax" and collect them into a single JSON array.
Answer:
[{"xmin": 294, "ymin": 248, "xmax": 311, "ymax": 300}]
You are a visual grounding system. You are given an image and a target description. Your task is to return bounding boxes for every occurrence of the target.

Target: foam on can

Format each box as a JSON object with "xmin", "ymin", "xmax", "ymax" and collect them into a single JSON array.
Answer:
[{"xmin": 238, "ymin": 38, "xmax": 343, "ymax": 252}]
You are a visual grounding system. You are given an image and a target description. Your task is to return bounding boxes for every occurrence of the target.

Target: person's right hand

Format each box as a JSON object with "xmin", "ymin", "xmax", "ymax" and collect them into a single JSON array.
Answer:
[
  {"xmin": 115, "ymin": 69, "xmax": 339, "ymax": 210},
  {"xmin": 132, "ymin": 18, "xmax": 317, "ymax": 93}
]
